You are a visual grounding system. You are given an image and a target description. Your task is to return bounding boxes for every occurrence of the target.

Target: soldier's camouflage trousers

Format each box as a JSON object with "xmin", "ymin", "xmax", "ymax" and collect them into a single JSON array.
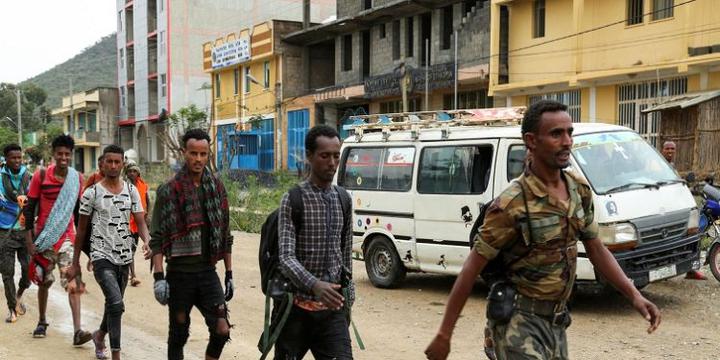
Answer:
[
  {"xmin": 0, "ymin": 231, "xmax": 30, "ymax": 312},
  {"xmin": 488, "ymin": 310, "xmax": 571, "ymax": 360}
]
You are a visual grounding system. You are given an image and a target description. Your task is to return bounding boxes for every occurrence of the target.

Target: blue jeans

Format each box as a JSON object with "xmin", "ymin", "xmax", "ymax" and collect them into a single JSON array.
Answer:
[{"xmin": 93, "ymin": 259, "xmax": 129, "ymax": 351}]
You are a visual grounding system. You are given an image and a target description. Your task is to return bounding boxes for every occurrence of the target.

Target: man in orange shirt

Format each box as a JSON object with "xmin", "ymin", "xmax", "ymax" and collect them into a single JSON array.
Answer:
[
  {"xmin": 124, "ymin": 161, "xmax": 148, "ymax": 286},
  {"xmin": 84, "ymin": 155, "xmax": 105, "ymax": 191}
]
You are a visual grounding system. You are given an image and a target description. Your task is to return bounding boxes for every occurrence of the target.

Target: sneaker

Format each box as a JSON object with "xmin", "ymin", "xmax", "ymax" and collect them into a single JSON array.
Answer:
[
  {"xmin": 33, "ymin": 321, "xmax": 48, "ymax": 338},
  {"xmin": 5, "ymin": 310, "xmax": 17, "ymax": 323},
  {"xmin": 685, "ymin": 270, "xmax": 707, "ymax": 280},
  {"xmin": 73, "ymin": 329, "xmax": 93, "ymax": 346}
]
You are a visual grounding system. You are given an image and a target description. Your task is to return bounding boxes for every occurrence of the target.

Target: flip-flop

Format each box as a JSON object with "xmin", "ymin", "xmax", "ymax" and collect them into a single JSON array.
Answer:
[
  {"xmin": 15, "ymin": 303, "xmax": 26, "ymax": 316},
  {"xmin": 92, "ymin": 331, "xmax": 107, "ymax": 359},
  {"xmin": 5, "ymin": 311, "xmax": 17, "ymax": 323}
]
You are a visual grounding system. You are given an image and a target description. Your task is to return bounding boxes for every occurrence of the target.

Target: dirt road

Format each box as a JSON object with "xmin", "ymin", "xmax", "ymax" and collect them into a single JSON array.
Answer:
[{"xmin": 1, "ymin": 232, "xmax": 718, "ymax": 359}]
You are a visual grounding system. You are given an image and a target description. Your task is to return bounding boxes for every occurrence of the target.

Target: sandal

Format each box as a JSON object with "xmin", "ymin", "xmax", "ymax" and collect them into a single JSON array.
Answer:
[
  {"xmin": 73, "ymin": 329, "xmax": 92, "ymax": 346},
  {"xmin": 5, "ymin": 310, "xmax": 17, "ymax": 323},
  {"xmin": 33, "ymin": 321, "xmax": 49, "ymax": 338},
  {"xmin": 15, "ymin": 302, "xmax": 26, "ymax": 316},
  {"xmin": 130, "ymin": 277, "xmax": 141, "ymax": 287},
  {"xmin": 92, "ymin": 330, "xmax": 107, "ymax": 359}
]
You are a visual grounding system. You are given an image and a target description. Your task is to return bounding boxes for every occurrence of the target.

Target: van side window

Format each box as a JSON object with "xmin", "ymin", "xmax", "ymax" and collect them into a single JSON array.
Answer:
[
  {"xmin": 418, "ymin": 145, "xmax": 493, "ymax": 194},
  {"xmin": 341, "ymin": 147, "xmax": 415, "ymax": 191},
  {"xmin": 507, "ymin": 145, "xmax": 526, "ymax": 181}
]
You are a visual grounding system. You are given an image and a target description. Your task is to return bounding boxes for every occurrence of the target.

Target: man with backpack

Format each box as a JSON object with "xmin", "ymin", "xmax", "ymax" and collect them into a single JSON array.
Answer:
[
  {"xmin": 149, "ymin": 128, "xmax": 233, "ymax": 360},
  {"xmin": 425, "ymin": 100, "xmax": 661, "ymax": 360},
  {"xmin": 273, "ymin": 124, "xmax": 354, "ymax": 359},
  {"xmin": 0, "ymin": 144, "xmax": 31, "ymax": 323},
  {"xmin": 66, "ymin": 145, "xmax": 152, "ymax": 360}
]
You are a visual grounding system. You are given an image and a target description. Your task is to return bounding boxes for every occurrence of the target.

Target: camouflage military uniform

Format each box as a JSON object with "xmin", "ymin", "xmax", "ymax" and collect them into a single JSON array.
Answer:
[{"xmin": 473, "ymin": 170, "xmax": 598, "ymax": 360}]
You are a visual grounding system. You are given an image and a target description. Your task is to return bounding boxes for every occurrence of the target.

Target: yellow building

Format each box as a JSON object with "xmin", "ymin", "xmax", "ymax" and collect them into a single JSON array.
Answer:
[
  {"xmin": 489, "ymin": 0, "xmax": 720, "ymax": 145},
  {"xmin": 203, "ymin": 20, "xmax": 310, "ymax": 172},
  {"xmin": 51, "ymin": 87, "xmax": 119, "ymax": 174}
]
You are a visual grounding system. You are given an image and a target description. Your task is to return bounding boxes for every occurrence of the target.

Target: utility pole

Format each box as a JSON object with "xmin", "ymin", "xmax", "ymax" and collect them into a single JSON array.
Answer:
[
  {"xmin": 454, "ymin": 29, "xmax": 458, "ymax": 110},
  {"xmin": 15, "ymin": 88, "xmax": 22, "ymax": 147},
  {"xmin": 69, "ymin": 78, "xmax": 74, "ymax": 135},
  {"xmin": 425, "ymin": 38, "xmax": 429, "ymax": 111}
]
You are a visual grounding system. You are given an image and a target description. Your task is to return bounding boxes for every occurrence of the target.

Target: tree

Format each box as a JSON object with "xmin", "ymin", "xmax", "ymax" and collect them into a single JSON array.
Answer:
[
  {"xmin": 25, "ymin": 121, "xmax": 64, "ymax": 164},
  {"xmin": 158, "ymin": 105, "xmax": 217, "ymax": 171},
  {"xmin": 0, "ymin": 82, "xmax": 49, "ymax": 132}
]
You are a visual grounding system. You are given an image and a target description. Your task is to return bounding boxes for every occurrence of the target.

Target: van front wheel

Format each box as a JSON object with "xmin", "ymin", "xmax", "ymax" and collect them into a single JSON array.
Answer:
[{"xmin": 365, "ymin": 237, "xmax": 406, "ymax": 288}]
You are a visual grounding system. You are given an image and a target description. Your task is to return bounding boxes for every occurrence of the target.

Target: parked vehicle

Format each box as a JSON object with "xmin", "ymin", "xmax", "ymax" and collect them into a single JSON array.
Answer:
[
  {"xmin": 695, "ymin": 177, "xmax": 720, "ymax": 282},
  {"xmin": 334, "ymin": 108, "xmax": 702, "ymax": 291}
]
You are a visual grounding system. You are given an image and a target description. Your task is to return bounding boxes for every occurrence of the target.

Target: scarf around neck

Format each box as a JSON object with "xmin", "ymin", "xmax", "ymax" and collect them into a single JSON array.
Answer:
[
  {"xmin": 158, "ymin": 166, "xmax": 230, "ymax": 263},
  {"xmin": 35, "ymin": 167, "xmax": 80, "ymax": 252}
]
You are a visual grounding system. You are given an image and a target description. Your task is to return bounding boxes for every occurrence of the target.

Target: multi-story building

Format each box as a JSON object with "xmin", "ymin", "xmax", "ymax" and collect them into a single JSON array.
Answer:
[
  {"xmin": 203, "ymin": 20, "xmax": 310, "ymax": 172},
  {"xmin": 283, "ymin": 0, "xmax": 494, "ymax": 137},
  {"xmin": 115, "ymin": 0, "xmax": 334, "ymax": 163},
  {"xmin": 488, "ymin": 0, "xmax": 720, "ymax": 146},
  {"xmin": 51, "ymin": 87, "xmax": 119, "ymax": 174}
]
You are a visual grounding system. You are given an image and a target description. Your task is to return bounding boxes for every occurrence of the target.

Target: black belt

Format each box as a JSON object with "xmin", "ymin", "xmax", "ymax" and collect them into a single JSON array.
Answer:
[{"xmin": 514, "ymin": 294, "xmax": 569, "ymax": 326}]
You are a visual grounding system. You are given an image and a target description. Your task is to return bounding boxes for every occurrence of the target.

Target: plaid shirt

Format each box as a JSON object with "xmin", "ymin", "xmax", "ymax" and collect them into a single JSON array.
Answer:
[{"xmin": 278, "ymin": 181, "xmax": 353, "ymax": 302}]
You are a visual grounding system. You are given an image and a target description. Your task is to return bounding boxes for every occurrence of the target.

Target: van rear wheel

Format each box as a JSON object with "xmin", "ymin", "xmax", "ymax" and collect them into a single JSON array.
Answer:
[{"xmin": 365, "ymin": 237, "xmax": 406, "ymax": 288}]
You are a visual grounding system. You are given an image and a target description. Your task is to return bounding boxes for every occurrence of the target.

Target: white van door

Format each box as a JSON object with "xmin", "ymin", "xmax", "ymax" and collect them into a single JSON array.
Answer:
[
  {"xmin": 414, "ymin": 139, "xmax": 498, "ymax": 274},
  {"xmin": 495, "ymin": 139, "xmax": 526, "ymax": 194}
]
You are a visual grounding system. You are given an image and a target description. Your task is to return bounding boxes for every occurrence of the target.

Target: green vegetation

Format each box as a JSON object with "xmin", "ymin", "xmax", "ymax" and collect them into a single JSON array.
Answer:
[
  {"xmin": 21, "ymin": 34, "xmax": 117, "ymax": 111},
  {"xmin": 0, "ymin": 82, "xmax": 50, "ymax": 133},
  {"xmin": 223, "ymin": 171, "xmax": 301, "ymax": 233}
]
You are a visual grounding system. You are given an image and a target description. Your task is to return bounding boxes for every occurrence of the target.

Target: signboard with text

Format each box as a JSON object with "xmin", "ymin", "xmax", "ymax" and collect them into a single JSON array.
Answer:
[
  {"xmin": 211, "ymin": 38, "xmax": 251, "ymax": 69},
  {"xmin": 364, "ymin": 63, "xmax": 455, "ymax": 99}
]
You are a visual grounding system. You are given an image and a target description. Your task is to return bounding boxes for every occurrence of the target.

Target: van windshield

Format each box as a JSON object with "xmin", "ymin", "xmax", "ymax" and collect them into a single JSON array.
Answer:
[{"xmin": 571, "ymin": 131, "xmax": 679, "ymax": 195}]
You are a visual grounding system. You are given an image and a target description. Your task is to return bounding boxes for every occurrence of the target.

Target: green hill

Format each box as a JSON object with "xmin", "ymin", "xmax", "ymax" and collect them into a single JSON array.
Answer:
[{"xmin": 21, "ymin": 33, "xmax": 117, "ymax": 109}]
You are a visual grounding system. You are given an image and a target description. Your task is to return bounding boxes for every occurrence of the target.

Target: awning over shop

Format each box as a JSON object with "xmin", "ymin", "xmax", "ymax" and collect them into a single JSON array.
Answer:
[{"xmin": 642, "ymin": 90, "xmax": 720, "ymax": 113}]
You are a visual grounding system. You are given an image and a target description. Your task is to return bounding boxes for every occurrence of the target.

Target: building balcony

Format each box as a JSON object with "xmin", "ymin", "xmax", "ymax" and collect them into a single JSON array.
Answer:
[{"xmin": 71, "ymin": 130, "xmax": 101, "ymax": 146}]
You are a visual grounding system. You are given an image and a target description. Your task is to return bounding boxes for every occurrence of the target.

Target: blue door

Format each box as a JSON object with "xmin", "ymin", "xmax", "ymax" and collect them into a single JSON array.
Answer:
[
  {"xmin": 287, "ymin": 109, "xmax": 310, "ymax": 172},
  {"xmin": 257, "ymin": 118, "xmax": 275, "ymax": 171},
  {"xmin": 216, "ymin": 122, "xmax": 273, "ymax": 171}
]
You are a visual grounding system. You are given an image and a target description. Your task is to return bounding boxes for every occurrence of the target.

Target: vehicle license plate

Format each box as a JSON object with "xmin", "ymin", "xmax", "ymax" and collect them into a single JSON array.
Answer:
[{"xmin": 649, "ymin": 264, "xmax": 677, "ymax": 282}]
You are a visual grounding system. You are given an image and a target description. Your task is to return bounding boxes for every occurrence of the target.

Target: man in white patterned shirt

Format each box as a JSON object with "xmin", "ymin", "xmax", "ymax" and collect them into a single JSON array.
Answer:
[
  {"xmin": 276, "ymin": 125, "xmax": 354, "ymax": 360},
  {"xmin": 67, "ymin": 145, "xmax": 151, "ymax": 360}
]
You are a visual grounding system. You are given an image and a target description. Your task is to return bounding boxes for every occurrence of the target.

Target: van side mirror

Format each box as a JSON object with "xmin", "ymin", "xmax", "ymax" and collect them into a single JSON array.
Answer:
[{"xmin": 685, "ymin": 172, "xmax": 696, "ymax": 183}]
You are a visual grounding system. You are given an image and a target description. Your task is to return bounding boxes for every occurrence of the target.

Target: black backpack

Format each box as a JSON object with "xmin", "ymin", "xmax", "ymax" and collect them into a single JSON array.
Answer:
[
  {"xmin": 468, "ymin": 182, "xmax": 534, "ymax": 285},
  {"xmin": 259, "ymin": 184, "xmax": 352, "ymax": 295}
]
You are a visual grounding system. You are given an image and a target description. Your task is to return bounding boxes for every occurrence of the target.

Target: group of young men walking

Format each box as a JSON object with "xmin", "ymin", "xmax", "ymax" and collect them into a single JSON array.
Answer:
[{"xmin": 0, "ymin": 125, "xmax": 355, "ymax": 359}]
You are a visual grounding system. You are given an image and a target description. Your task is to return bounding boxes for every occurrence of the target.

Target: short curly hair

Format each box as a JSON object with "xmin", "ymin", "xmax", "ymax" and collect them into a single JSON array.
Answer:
[
  {"xmin": 521, "ymin": 100, "xmax": 568, "ymax": 135},
  {"xmin": 305, "ymin": 125, "xmax": 340, "ymax": 154},
  {"xmin": 181, "ymin": 128, "xmax": 211, "ymax": 148},
  {"xmin": 51, "ymin": 134, "xmax": 75, "ymax": 151}
]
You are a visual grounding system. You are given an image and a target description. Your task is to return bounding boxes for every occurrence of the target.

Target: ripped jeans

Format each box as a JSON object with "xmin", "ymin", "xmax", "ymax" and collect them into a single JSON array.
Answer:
[
  {"xmin": 93, "ymin": 259, "xmax": 130, "ymax": 352},
  {"xmin": 167, "ymin": 269, "xmax": 230, "ymax": 360}
]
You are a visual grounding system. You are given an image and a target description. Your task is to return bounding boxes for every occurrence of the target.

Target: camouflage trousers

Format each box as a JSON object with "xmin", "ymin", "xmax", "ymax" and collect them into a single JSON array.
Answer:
[
  {"xmin": 0, "ymin": 230, "xmax": 30, "ymax": 312},
  {"xmin": 488, "ymin": 310, "xmax": 571, "ymax": 360}
]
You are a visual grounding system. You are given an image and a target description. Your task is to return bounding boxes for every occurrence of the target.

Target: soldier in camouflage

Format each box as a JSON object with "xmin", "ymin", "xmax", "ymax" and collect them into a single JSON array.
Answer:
[{"xmin": 425, "ymin": 100, "xmax": 661, "ymax": 360}]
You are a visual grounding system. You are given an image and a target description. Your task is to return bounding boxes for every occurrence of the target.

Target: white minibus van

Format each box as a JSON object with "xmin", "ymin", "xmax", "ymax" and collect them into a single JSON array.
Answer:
[{"xmin": 335, "ymin": 108, "xmax": 701, "ymax": 291}]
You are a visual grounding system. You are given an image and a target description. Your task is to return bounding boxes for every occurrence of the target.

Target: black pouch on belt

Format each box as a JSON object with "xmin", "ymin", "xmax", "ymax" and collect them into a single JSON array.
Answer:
[{"xmin": 486, "ymin": 281, "xmax": 517, "ymax": 325}]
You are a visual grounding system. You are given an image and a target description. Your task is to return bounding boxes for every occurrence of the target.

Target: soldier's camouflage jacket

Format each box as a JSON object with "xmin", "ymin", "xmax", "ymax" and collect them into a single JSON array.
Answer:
[{"xmin": 473, "ymin": 170, "xmax": 599, "ymax": 302}]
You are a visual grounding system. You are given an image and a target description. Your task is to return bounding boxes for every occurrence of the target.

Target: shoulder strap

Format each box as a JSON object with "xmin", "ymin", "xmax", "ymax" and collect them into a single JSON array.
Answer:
[
  {"xmin": 334, "ymin": 185, "xmax": 352, "ymax": 246},
  {"xmin": 287, "ymin": 185, "xmax": 303, "ymax": 233}
]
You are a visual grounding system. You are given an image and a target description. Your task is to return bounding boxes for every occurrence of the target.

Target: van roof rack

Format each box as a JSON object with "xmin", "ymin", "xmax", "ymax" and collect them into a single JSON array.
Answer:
[{"xmin": 343, "ymin": 107, "xmax": 526, "ymax": 140}]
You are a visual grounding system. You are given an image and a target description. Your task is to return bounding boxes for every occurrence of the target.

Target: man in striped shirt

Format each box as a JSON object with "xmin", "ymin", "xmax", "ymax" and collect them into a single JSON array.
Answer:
[{"xmin": 276, "ymin": 125, "xmax": 354, "ymax": 359}]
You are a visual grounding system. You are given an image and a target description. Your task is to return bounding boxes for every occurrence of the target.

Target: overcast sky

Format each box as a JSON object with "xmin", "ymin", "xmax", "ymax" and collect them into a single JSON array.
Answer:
[{"xmin": 0, "ymin": 0, "xmax": 116, "ymax": 84}]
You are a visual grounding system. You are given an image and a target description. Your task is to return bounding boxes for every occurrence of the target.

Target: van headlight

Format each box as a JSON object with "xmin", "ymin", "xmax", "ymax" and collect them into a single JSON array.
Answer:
[
  {"xmin": 598, "ymin": 222, "xmax": 638, "ymax": 251},
  {"xmin": 687, "ymin": 208, "xmax": 700, "ymax": 235}
]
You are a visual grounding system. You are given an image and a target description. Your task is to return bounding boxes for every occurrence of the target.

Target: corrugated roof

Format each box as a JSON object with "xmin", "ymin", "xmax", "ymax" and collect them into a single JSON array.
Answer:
[{"xmin": 641, "ymin": 90, "xmax": 720, "ymax": 113}]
